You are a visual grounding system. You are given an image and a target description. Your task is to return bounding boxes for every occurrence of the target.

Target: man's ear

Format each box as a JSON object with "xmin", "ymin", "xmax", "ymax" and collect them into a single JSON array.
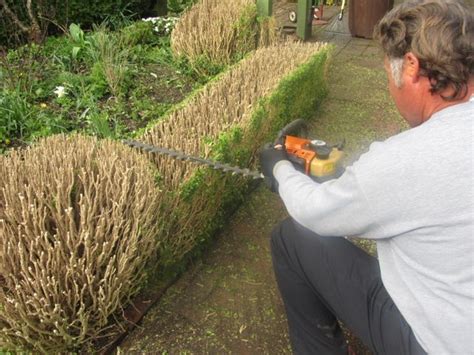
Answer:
[{"xmin": 404, "ymin": 52, "xmax": 421, "ymax": 83}]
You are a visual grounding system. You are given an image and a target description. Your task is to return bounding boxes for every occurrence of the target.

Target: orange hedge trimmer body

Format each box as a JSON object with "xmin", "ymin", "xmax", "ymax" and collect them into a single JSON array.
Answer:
[{"xmin": 283, "ymin": 135, "xmax": 344, "ymax": 181}]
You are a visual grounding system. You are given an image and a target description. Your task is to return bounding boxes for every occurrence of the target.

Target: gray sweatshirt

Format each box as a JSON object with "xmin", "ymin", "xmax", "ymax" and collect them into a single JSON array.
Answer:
[{"xmin": 273, "ymin": 97, "xmax": 474, "ymax": 354}]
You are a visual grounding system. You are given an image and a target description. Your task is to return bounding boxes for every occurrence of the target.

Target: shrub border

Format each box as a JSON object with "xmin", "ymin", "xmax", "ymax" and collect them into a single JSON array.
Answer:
[{"xmin": 157, "ymin": 45, "xmax": 333, "ymax": 273}]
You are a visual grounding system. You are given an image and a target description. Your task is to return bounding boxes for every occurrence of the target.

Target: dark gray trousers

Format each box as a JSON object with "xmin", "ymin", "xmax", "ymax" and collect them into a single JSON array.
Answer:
[{"xmin": 271, "ymin": 218, "xmax": 426, "ymax": 355}]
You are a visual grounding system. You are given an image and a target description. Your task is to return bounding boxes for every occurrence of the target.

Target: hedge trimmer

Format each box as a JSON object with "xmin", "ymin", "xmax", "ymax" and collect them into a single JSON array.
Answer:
[{"xmin": 123, "ymin": 120, "xmax": 344, "ymax": 183}]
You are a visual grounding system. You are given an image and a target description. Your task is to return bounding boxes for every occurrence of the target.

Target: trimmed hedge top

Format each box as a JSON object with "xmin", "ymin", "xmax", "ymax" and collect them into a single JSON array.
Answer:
[{"xmin": 141, "ymin": 42, "xmax": 330, "ymax": 190}]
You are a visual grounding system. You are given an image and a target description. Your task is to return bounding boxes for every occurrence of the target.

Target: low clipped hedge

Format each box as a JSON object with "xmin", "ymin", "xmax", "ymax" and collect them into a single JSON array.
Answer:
[{"xmin": 139, "ymin": 41, "xmax": 332, "ymax": 266}]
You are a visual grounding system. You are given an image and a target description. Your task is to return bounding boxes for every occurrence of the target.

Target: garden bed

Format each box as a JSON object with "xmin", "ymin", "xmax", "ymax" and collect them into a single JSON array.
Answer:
[
  {"xmin": 0, "ymin": 0, "xmax": 334, "ymax": 351},
  {"xmin": 0, "ymin": 19, "xmax": 205, "ymax": 152}
]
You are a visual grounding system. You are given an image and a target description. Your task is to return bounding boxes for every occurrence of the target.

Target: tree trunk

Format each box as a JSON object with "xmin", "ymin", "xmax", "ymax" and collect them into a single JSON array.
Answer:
[
  {"xmin": 0, "ymin": 0, "xmax": 46, "ymax": 44},
  {"xmin": 155, "ymin": 0, "xmax": 168, "ymax": 16}
]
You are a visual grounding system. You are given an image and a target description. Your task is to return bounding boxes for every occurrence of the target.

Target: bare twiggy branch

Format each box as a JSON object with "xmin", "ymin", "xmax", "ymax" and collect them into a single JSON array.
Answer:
[
  {"xmin": 0, "ymin": 0, "xmax": 29, "ymax": 33},
  {"xmin": 26, "ymin": 0, "xmax": 38, "ymax": 28}
]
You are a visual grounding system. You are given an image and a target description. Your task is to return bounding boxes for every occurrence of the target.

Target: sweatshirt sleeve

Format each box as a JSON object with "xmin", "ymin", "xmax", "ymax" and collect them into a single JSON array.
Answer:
[{"xmin": 273, "ymin": 158, "xmax": 387, "ymax": 238}]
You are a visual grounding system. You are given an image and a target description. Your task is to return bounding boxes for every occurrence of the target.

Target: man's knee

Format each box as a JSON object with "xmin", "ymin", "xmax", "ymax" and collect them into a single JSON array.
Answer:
[{"xmin": 270, "ymin": 217, "xmax": 324, "ymax": 261}]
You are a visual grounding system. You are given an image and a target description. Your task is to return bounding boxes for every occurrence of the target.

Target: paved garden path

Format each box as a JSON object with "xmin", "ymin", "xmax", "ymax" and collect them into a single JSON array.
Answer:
[{"xmin": 118, "ymin": 22, "xmax": 406, "ymax": 355}]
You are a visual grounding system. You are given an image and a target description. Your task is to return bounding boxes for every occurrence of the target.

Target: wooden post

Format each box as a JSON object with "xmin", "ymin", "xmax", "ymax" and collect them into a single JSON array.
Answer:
[
  {"xmin": 296, "ymin": 0, "xmax": 312, "ymax": 41},
  {"xmin": 257, "ymin": 0, "xmax": 272, "ymax": 17}
]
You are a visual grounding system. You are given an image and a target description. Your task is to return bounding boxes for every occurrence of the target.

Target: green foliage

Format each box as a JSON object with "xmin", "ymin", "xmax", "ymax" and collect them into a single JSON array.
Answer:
[
  {"xmin": 160, "ymin": 46, "xmax": 332, "ymax": 273},
  {"xmin": 0, "ymin": 89, "xmax": 67, "ymax": 148},
  {"xmin": 88, "ymin": 62, "xmax": 110, "ymax": 97},
  {"xmin": 68, "ymin": 23, "xmax": 91, "ymax": 61},
  {"xmin": 86, "ymin": 25, "xmax": 131, "ymax": 97},
  {"xmin": 188, "ymin": 55, "xmax": 226, "ymax": 79},
  {"xmin": 1, "ymin": 43, "xmax": 50, "ymax": 96},
  {"xmin": 121, "ymin": 21, "xmax": 158, "ymax": 46},
  {"xmin": 208, "ymin": 127, "xmax": 244, "ymax": 163},
  {"xmin": 167, "ymin": 0, "xmax": 198, "ymax": 15},
  {"xmin": 144, "ymin": 37, "xmax": 214, "ymax": 83},
  {"xmin": 86, "ymin": 110, "xmax": 114, "ymax": 138},
  {"xmin": 0, "ymin": 16, "xmax": 204, "ymax": 150},
  {"xmin": 0, "ymin": 90, "xmax": 35, "ymax": 142},
  {"xmin": 0, "ymin": 0, "xmax": 151, "ymax": 48},
  {"xmin": 233, "ymin": 5, "xmax": 259, "ymax": 61}
]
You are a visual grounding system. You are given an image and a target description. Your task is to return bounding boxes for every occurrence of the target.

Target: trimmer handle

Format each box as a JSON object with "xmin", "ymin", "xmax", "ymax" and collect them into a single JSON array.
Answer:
[{"xmin": 274, "ymin": 119, "xmax": 309, "ymax": 146}]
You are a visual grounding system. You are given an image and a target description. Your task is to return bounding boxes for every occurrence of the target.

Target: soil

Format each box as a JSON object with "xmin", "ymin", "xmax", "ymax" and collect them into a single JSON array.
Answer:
[
  {"xmin": 117, "ymin": 27, "xmax": 407, "ymax": 355},
  {"xmin": 136, "ymin": 63, "xmax": 195, "ymax": 104},
  {"xmin": 118, "ymin": 62, "xmax": 198, "ymax": 134}
]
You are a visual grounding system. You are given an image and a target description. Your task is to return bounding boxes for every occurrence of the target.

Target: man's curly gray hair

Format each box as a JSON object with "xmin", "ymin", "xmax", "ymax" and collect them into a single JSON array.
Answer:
[{"xmin": 374, "ymin": 0, "xmax": 473, "ymax": 100}]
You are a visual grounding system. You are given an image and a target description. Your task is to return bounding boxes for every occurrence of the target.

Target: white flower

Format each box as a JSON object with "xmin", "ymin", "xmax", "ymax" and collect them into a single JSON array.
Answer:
[{"xmin": 54, "ymin": 86, "xmax": 66, "ymax": 98}]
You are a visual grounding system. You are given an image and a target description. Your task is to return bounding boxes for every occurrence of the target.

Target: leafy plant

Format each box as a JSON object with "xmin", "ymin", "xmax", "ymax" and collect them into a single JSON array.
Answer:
[
  {"xmin": 87, "ymin": 25, "xmax": 131, "ymax": 98},
  {"xmin": 86, "ymin": 110, "xmax": 114, "ymax": 138},
  {"xmin": 69, "ymin": 23, "xmax": 91, "ymax": 61},
  {"xmin": 0, "ymin": 89, "xmax": 67, "ymax": 145},
  {"xmin": 0, "ymin": 0, "xmax": 151, "ymax": 48},
  {"xmin": 1, "ymin": 44, "xmax": 50, "ymax": 96},
  {"xmin": 121, "ymin": 21, "xmax": 158, "ymax": 46},
  {"xmin": 0, "ymin": 90, "xmax": 34, "ymax": 142}
]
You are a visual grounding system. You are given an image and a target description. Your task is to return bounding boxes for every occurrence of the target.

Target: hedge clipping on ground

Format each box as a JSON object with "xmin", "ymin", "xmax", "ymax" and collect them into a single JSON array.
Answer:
[
  {"xmin": 0, "ymin": 135, "xmax": 161, "ymax": 353},
  {"xmin": 140, "ymin": 41, "xmax": 331, "ymax": 264}
]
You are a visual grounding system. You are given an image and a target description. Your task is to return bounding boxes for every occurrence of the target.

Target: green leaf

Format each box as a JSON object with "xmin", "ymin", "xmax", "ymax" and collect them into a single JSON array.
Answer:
[
  {"xmin": 69, "ymin": 23, "xmax": 84, "ymax": 43},
  {"xmin": 72, "ymin": 46, "xmax": 81, "ymax": 59}
]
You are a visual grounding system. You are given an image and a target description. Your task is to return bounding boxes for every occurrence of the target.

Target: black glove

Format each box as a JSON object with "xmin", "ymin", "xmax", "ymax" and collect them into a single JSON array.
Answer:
[{"xmin": 258, "ymin": 143, "xmax": 288, "ymax": 192}]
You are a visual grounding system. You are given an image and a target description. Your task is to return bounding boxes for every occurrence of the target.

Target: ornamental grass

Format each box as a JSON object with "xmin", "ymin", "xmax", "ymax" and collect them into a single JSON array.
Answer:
[{"xmin": 0, "ymin": 135, "xmax": 161, "ymax": 353}]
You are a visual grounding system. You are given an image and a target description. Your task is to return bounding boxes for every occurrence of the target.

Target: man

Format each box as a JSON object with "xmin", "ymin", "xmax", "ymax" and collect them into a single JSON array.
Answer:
[{"xmin": 259, "ymin": 1, "xmax": 473, "ymax": 354}]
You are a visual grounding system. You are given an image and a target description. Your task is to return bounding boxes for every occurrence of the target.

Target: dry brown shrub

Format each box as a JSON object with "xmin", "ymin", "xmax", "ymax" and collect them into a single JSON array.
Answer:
[
  {"xmin": 140, "ymin": 41, "xmax": 328, "ymax": 259},
  {"xmin": 0, "ymin": 135, "xmax": 161, "ymax": 353},
  {"xmin": 171, "ymin": 0, "xmax": 277, "ymax": 68}
]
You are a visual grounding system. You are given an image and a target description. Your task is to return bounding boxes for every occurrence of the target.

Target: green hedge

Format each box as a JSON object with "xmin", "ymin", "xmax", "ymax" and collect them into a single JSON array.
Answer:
[{"xmin": 155, "ymin": 45, "xmax": 332, "ymax": 271}]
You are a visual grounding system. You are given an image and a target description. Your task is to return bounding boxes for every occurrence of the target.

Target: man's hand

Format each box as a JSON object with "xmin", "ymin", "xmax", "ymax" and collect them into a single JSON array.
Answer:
[{"xmin": 259, "ymin": 143, "xmax": 288, "ymax": 192}]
